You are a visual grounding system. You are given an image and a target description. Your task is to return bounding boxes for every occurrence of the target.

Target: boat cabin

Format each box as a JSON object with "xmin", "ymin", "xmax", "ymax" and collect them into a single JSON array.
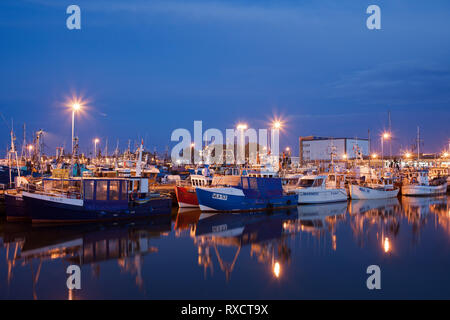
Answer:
[
  {"xmin": 41, "ymin": 177, "xmax": 130, "ymax": 210},
  {"xmin": 190, "ymin": 175, "xmax": 213, "ymax": 187}
]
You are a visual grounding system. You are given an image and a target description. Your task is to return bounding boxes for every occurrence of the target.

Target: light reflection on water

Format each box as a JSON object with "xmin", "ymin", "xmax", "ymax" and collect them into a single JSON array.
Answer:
[{"xmin": 0, "ymin": 196, "xmax": 449, "ymax": 299}]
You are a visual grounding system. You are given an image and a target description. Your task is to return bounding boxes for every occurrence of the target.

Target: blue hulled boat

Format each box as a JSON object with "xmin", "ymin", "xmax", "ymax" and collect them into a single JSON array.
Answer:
[
  {"xmin": 21, "ymin": 176, "xmax": 172, "ymax": 224},
  {"xmin": 195, "ymin": 176, "xmax": 297, "ymax": 212}
]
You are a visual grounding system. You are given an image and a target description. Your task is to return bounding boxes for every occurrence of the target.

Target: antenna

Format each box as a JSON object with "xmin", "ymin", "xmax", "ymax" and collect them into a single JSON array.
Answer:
[
  {"xmin": 416, "ymin": 126, "xmax": 422, "ymax": 163},
  {"xmin": 388, "ymin": 111, "xmax": 392, "ymax": 158}
]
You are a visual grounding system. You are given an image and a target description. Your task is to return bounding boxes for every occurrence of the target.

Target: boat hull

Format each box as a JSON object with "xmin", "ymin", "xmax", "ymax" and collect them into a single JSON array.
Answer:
[
  {"xmin": 175, "ymin": 186, "xmax": 199, "ymax": 208},
  {"xmin": 401, "ymin": 183, "xmax": 447, "ymax": 196},
  {"xmin": 349, "ymin": 184, "xmax": 399, "ymax": 200},
  {"xmin": 196, "ymin": 187, "xmax": 297, "ymax": 212},
  {"xmin": 4, "ymin": 192, "xmax": 30, "ymax": 221},
  {"xmin": 22, "ymin": 192, "xmax": 172, "ymax": 224},
  {"xmin": 296, "ymin": 188, "xmax": 348, "ymax": 204}
]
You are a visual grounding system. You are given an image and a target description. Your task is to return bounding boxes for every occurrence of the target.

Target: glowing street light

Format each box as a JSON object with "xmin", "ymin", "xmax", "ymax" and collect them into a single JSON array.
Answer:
[
  {"xmin": 272, "ymin": 121, "xmax": 282, "ymax": 130},
  {"xmin": 342, "ymin": 153, "xmax": 348, "ymax": 160},
  {"xmin": 27, "ymin": 144, "xmax": 33, "ymax": 158},
  {"xmin": 443, "ymin": 152, "xmax": 449, "ymax": 158},
  {"xmin": 71, "ymin": 101, "xmax": 82, "ymax": 156},
  {"xmin": 381, "ymin": 132, "xmax": 391, "ymax": 163},
  {"xmin": 236, "ymin": 123, "xmax": 248, "ymax": 131},
  {"xmin": 94, "ymin": 138, "xmax": 99, "ymax": 158},
  {"xmin": 405, "ymin": 152, "xmax": 411, "ymax": 159},
  {"xmin": 371, "ymin": 153, "xmax": 378, "ymax": 159}
]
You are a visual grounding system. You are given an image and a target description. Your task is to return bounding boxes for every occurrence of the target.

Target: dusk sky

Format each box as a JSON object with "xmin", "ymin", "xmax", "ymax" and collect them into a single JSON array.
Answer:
[{"xmin": 1, "ymin": 0, "xmax": 449, "ymax": 157}]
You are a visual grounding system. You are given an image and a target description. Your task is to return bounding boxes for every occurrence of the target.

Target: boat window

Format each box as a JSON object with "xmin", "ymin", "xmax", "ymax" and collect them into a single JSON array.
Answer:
[
  {"xmin": 84, "ymin": 180, "xmax": 95, "ymax": 200},
  {"xmin": 44, "ymin": 180, "xmax": 53, "ymax": 193},
  {"xmin": 96, "ymin": 180, "xmax": 108, "ymax": 200},
  {"xmin": 312, "ymin": 179, "xmax": 324, "ymax": 187},
  {"xmin": 250, "ymin": 177, "xmax": 258, "ymax": 189},
  {"xmin": 242, "ymin": 177, "xmax": 249, "ymax": 189},
  {"xmin": 121, "ymin": 181, "xmax": 127, "ymax": 200},
  {"xmin": 298, "ymin": 179, "xmax": 315, "ymax": 188},
  {"xmin": 109, "ymin": 181, "xmax": 120, "ymax": 201}
]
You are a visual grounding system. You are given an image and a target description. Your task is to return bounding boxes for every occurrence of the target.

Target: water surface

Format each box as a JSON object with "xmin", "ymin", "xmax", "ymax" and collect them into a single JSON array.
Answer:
[{"xmin": 1, "ymin": 196, "xmax": 449, "ymax": 299}]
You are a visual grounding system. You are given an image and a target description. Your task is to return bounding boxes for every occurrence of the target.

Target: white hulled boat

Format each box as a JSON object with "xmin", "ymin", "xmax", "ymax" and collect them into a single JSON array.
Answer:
[
  {"xmin": 402, "ymin": 169, "xmax": 447, "ymax": 196},
  {"xmin": 349, "ymin": 176, "xmax": 399, "ymax": 200},
  {"xmin": 294, "ymin": 174, "xmax": 348, "ymax": 204}
]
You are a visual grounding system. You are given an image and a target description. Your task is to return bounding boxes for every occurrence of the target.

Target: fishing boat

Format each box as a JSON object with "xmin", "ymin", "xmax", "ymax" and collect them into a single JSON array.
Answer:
[
  {"xmin": 293, "ymin": 174, "xmax": 348, "ymax": 204},
  {"xmin": 195, "ymin": 176, "xmax": 297, "ymax": 212},
  {"xmin": 175, "ymin": 174, "xmax": 213, "ymax": 208},
  {"xmin": 349, "ymin": 176, "xmax": 399, "ymax": 200},
  {"xmin": 20, "ymin": 176, "xmax": 171, "ymax": 224},
  {"xmin": 402, "ymin": 169, "xmax": 447, "ymax": 196},
  {"xmin": 3, "ymin": 176, "xmax": 37, "ymax": 221}
]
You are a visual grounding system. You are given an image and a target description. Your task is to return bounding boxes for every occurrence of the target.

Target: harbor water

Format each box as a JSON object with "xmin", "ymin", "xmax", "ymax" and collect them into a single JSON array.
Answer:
[{"xmin": 0, "ymin": 196, "xmax": 449, "ymax": 299}]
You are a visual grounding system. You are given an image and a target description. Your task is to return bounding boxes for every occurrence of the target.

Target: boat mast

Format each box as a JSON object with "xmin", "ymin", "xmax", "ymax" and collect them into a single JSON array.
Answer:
[
  {"xmin": 136, "ymin": 139, "xmax": 143, "ymax": 177},
  {"xmin": 417, "ymin": 126, "xmax": 420, "ymax": 164},
  {"xmin": 8, "ymin": 121, "xmax": 21, "ymax": 186},
  {"xmin": 388, "ymin": 111, "xmax": 392, "ymax": 158}
]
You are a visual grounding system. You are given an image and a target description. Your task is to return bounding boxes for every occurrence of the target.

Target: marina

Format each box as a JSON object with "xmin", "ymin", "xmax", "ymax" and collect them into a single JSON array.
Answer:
[{"xmin": 1, "ymin": 0, "xmax": 450, "ymax": 303}]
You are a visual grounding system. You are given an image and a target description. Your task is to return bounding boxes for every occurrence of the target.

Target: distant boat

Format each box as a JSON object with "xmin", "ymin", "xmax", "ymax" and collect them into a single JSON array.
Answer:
[
  {"xmin": 402, "ymin": 169, "xmax": 447, "ymax": 196},
  {"xmin": 196, "ymin": 176, "xmax": 297, "ymax": 212},
  {"xmin": 293, "ymin": 174, "xmax": 348, "ymax": 204},
  {"xmin": 349, "ymin": 176, "xmax": 399, "ymax": 200}
]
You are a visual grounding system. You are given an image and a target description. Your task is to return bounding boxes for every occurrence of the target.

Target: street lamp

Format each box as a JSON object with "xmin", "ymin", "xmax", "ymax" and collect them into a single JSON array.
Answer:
[
  {"xmin": 71, "ymin": 102, "xmax": 81, "ymax": 155},
  {"xmin": 272, "ymin": 121, "xmax": 282, "ymax": 130},
  {"xmin": 381, "ymin": 132, "xmax": 391, "ymax": 163},
  {"xmin": 27, "ymin": 145, "xmax": 33, "ymax": 158},
  {"xmin": 94, "ymin": 138, "xmax": 99, "ymax": 159},
  {"xmin": 236, "ymin": 123, "xmax": 247, "ymax": 164},
  {"xmin": 371, "ymin": 153, "xmax": 378, "ymax": 159}
]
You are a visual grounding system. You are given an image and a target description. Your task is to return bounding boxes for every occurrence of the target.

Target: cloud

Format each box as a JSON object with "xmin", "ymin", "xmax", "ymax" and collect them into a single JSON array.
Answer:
[{"xmin": 328, "ymin": 60, "xmax": 450, "ymax": 106}]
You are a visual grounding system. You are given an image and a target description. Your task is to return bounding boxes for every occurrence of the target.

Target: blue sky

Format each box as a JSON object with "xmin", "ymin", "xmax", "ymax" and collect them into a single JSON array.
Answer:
[{"xmin": 0, "ymin": 0, "xmax": 449, "ymax": 157}]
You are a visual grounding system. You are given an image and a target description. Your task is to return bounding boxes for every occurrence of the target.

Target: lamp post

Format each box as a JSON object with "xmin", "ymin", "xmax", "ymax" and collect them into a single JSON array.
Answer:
[
  {"xmin": 94, "ymin": 138, "xmax": 99, "ymax": 161},
  {"xmin": 236, "ymin": 123, "xmax": 247, "ymax": 164},
  {"xmin": 381, "ymin": 132, "xmax": 390, "ymax": 167},
  {"xmin": 71, "ymin": 103, "xmax": 81, "ymax": 156},
  {"xmin": 271, "ymin": 121, "xmax": 282, "ymax": 168}
]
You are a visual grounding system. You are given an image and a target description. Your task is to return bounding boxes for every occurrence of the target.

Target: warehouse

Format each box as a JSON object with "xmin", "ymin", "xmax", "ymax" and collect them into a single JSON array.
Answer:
[{"xmin": 299, "ymin": 136, "xmax": 369, "ymax": 165}]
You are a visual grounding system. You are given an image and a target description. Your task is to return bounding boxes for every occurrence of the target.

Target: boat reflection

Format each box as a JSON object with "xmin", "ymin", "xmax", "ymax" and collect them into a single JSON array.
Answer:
[
  {"xmin": 0, "ymin": 216, "xmax": 171, "ymax": 299},
  {"xmin": 401, "ymin": 196, "xmax": 449, "ymax": 241},
  {"xmin": 192, "ymin": 209, "xmax": 297, "ymax": 281},
  {"xmin": 286, "ymin": 202, "xmax": 348, "ymax": 251},
  {"xmin": 349, "ymin": 198, "xmax": 401, "ymax": 250}
]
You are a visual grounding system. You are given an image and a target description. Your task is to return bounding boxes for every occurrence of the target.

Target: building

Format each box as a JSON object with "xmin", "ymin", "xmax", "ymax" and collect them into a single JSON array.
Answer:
[{"xmin": 299, "ymin": 136, "xmax": 369, "ymax": 165}]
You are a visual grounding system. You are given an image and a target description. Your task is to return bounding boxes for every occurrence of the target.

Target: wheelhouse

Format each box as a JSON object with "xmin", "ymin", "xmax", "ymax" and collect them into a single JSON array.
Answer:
[{"xmin": 82, "ymin": 178, "xmax": 129, "ymax": 211}]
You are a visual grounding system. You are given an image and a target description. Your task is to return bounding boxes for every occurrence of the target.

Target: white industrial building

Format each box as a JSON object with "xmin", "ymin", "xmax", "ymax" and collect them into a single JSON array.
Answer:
[{"xmin": 299, "ymin": 136, "xmax": 369, "ymax": 165}]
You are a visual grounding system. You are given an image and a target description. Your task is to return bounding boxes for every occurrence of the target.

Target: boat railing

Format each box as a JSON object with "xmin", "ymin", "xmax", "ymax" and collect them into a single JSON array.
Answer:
[{"xmin": 28, "ymin": 183, "xmax": 82, "ymax": 199}]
